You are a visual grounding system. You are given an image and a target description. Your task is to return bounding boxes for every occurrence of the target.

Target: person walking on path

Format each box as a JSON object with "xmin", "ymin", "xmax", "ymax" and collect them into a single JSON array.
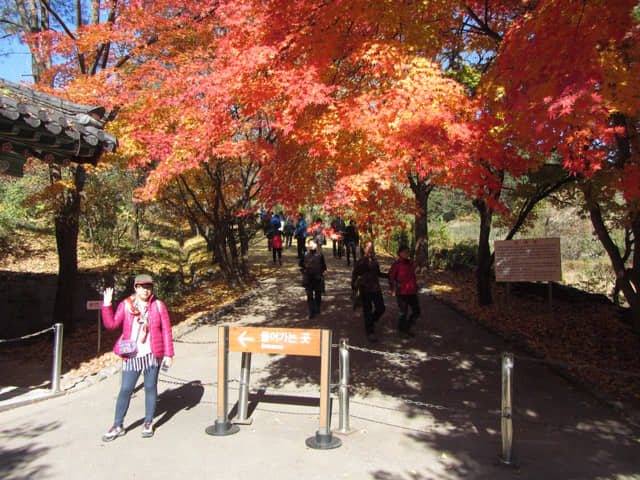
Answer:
[
  {"xmin": 359, "ymin": 228, "xmax": 372, "ymax": 257},
  {"xmin": 343, "ymin": 220, "xmax": 359, "ymax": 266},
  {"xmin": 388, "ymin": 245, "xmax": 420, "ymax": 337},
  {"xmin": 268, "ymin": 227, "xmax": 284, "ymax": 265},
  {"xmin": 300, "ymin": 240, "xmax": 327, "ymax": 318},
  {"xmin": 309, "ymin": 217, "xmax": 328, "ymax": 254},
  {"xmin": 330, "ymin": 215, "xmax": 346, "ymax": 258},
  {"xmin": 295, "ymin": 213, "xmax": 308, "ymax": 259},
  {"xmin": 101, "ymin": 274, "xmax": 175, "ymax": 441},
  {"xmin": 283, "ymin": 217, "xmax": 295, "ymax": 248},
  {"xmin": 352, "ymin": 241, "xmax": 387, "ymax": 342}
]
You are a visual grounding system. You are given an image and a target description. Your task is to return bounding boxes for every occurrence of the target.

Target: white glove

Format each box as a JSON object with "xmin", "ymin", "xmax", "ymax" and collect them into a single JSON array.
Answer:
[{"xmin": 103, "ymin": 287, "xmax": 113, "ymax": 306}]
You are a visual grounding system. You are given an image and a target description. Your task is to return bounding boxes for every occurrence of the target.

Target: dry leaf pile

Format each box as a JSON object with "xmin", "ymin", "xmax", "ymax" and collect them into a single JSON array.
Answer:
[{"xmin": 423, "ymin": 269, "xmax": 640, "ymax": 402}]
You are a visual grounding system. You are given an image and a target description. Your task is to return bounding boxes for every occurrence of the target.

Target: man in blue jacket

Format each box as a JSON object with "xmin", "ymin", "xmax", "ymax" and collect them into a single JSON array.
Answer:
[{"xmin": 294, "ymin": 213, "xmax": 308, "ymax": 259}]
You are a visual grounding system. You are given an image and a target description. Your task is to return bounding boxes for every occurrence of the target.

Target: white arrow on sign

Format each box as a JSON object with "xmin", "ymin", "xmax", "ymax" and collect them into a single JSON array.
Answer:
[{"xmin": 237, "ymin": 330, "xmax": 255, "ymax": 348}]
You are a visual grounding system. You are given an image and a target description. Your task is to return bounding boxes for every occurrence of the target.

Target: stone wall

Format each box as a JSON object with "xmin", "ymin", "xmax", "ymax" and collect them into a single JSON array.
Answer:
[{"xmin": 0, "ymin": 271, "xmax": 105, "ymax": 339}]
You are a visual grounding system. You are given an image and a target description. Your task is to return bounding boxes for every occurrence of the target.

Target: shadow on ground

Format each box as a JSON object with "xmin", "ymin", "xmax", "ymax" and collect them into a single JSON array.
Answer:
[
  {"xmin": 0, "ymin": 421, "xmax": 59, "ymax": 480},
  {"xmin": 234, "ymin": 245, "xmax": 640, "ymax": 480}
]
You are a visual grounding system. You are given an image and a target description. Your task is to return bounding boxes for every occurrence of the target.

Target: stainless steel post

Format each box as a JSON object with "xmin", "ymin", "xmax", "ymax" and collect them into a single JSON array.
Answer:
[
  {"xmin": 51, "ymin": 323, "xmax": 63, "ymax": 393},
  {"xmin": 501, "ymin": 352, "xmax": 514, "ymax": 464},
  {"xmin": 337, "ymin": 338, "xmax": 352, "ymax": 434},
  {"xmin": 97, "ymin": 310, "xmax": 102, "ymax": 354},
  {"xmin": 236, "ymin": 352, "xmax": 252, "ymax": 424}
]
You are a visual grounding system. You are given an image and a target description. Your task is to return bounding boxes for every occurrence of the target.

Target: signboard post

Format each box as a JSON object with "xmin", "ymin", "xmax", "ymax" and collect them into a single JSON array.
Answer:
[
  {"xmin": 494, "ymin": 237, "xmax": 562, "ymax": 313},
  {"xmin": 494, "ymin": 237, "xmax": 562, "ymax": 283},
  {"xmin": 207, "ymin": 325, "xmax": 341, "ymax": 449},
  {"xmin": 205, "ymin": 326, "xmax": 240, "ymax": 436},
  {"xmin": 86, "ymin": 300, "xmax": 102, "ymax": 354}
]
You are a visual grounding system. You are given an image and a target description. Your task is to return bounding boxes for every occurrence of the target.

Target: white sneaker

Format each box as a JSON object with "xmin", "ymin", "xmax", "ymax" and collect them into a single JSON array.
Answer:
[
  {"xmin": 102, "ymin": 425, "xmax": 125, "ymax": 442},
  {"xmin": 141, "ymin": 422, "xmax": 154, "ymax": 438}
]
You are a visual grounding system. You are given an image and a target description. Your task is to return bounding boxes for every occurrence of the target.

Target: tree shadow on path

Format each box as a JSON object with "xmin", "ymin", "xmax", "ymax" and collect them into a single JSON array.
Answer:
[{"xmin": 239, "ymin": 243, "xmax": 640, "ymax": 480}]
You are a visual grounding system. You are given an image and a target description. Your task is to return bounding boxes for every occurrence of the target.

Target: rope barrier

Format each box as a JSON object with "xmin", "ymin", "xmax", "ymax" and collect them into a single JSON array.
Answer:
[
  {"xmin": 335, "ymin": 341, "xmax": 640, "ymax": 380},
  {"xmin": 0, "ymin": 326, "xmax": 55, "ymax": 344},
  {"xmin": 173, "ymin": 339, "xmax": 218, "ymax": 344}
]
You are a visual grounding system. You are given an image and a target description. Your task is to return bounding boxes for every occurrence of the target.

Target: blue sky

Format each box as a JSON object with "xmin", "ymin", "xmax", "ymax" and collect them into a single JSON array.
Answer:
[{"xmin": 0, "ymin": 40, "xmax": 34, "ymax": 84}]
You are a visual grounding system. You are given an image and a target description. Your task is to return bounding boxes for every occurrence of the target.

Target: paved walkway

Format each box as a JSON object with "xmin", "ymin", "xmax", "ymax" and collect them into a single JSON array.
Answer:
[{"xmin": 1, "ymin": 244, "xmax": 640, "ymax": 480}]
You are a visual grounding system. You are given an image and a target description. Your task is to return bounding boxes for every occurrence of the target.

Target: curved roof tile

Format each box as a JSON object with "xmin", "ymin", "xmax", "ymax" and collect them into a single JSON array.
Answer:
[{"xmin": 0, "ymin": 78, "xmax": 118, "ymax": 177}]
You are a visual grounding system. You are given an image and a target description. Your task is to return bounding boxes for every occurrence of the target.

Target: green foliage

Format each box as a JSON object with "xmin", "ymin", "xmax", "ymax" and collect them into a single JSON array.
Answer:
[
  {"xmin": 428, "ymin": 188, "xmax": 475, "ymax": 223},
  {"xmin": 427, "ymin": 223, "xmax": 477, "ymax": 269},
  {"xmin": 0, "ymin": 164, "xmax": 51, "ymax": 238},
  {"xmin": 429, "ymin": 241, "xmax": 478, "ymax": 270},
  {"xmin": 633, "ymin": 3, "xmax": 640, "ymax": 22},
  {"xmin": 380, "ymin": 225, "xmax": 413, "ymax": 256},
  {"xmin": 444, "ymin": 64, "xmax": 482, "ymax": 93},
  {"xmin": 80, "ymin": 167, "xmax": 136, "ymax": 254}
]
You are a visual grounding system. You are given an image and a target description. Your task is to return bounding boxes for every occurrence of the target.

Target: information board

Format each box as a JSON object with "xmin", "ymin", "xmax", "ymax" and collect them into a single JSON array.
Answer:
[
  {"xmin": 495, "ymin": 237, "xmax": 562, "ymax": 282},
  {"xmin": 228, "ymin": 326, "xmax": 322, "ymax": 357}
]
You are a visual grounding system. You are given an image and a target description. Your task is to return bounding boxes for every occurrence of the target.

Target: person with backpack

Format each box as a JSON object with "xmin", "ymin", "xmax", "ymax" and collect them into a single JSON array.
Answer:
[
  {"xmin": 294, "ymin": 213, "xmax": 308, "ymax": 259},
  {"xmin": 268, "ymin": 227, "xmax": 284, "ymax": 265},
  {"xmin": 310, "ymin": 218, "xmax": 328, "ymax": 253},
  {"xmin": 300, "ymin": 240, "xmax": 327, "ymax": 319},
  {"xmin": 388, "ymin": 245, "xmax": 420, "ymax": 337},
  {"xmin": 352, "ymin": 241, "xmax": 387, "ymax": 342}
]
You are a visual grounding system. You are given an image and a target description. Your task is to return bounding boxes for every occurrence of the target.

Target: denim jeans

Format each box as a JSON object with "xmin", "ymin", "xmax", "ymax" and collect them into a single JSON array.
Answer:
[
  {"xmin": 114, "ymin": 364, "xmax": 159, "ymax": 426},
  {"xmin": 346, "ymin": 241, "xmax": 357, "ymax": 264}
]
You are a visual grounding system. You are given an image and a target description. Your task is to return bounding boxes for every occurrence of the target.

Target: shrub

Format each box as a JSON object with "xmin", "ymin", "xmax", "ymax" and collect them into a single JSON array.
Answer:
[{"xmin": 429, "ymin": 241, "xmax": 478, "ymax": 270}]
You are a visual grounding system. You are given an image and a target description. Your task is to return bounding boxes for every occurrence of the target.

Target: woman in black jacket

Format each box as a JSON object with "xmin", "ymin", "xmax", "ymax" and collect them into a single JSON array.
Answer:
[{"xmin": 352, "ymin": 241, "xmax": 387, "ymax": 342}]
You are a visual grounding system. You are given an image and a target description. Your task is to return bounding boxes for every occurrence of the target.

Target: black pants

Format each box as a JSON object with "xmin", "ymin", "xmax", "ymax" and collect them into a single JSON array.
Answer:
[
  {"xmin": 345, "ymin": 241, "xmax": 357, "ymax": 265},
  {"xmin": 305, "ymin": 278, "xmax": 322, "ymax": 317},
  {"xmin": 361, "ymin": 291, "xmax": 385, "ymax": 334},
  {"xmin": 296, "ymin": 237, "xmax": 306, "ymax": 258},
  {"xmin": 272, "ymin": 247, "xmax": 282, "ymax": 263},
  {"xmin": 396, "ymin": 294, "xmax": 420, "ymax": 332},
  {"xmin": 332, "ymin": 239, "xmax": 343, "ymax": 258}
]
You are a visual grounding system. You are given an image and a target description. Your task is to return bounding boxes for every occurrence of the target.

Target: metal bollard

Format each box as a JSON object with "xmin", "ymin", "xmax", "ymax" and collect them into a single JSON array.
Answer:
[
  {"xmin": 235, "ymin": 352, "xmax": 253, "ymax": 424},
  {"xmin": 500, "ymin": 352, "xmax": 514, "ymax": 465},
  {"xmin": 336, "ymin": 338, "xmax": 353, "ymax": 434},
  {"xmin": 51, "ymin": 323, "xmax": 64, "ymax": 393}
]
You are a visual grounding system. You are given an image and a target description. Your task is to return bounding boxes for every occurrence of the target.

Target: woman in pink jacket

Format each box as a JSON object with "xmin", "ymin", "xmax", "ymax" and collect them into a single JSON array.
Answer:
[
  {"xmin": 100, "ymin": 274, "xmax": 174, "ymax": 441},
  {"xmin": 388, "ymin": 246, "xmax": 421, "ymax": 337}
]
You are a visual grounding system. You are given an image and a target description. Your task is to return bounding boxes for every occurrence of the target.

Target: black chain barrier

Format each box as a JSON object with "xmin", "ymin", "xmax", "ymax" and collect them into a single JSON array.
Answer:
[{"xmin": 0, "ymin": 326, "xmax": 54, "ymax": 344}]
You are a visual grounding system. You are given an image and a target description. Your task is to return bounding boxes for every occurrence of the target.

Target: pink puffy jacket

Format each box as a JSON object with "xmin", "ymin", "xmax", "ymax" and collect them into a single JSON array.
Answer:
[{"xmin": 102, "ymin": 295, "xmax": 175, "ymax": 359}]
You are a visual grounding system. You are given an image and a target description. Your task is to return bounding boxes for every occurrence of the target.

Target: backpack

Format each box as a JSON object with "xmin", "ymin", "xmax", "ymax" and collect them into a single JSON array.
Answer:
[
  {"xmin": 314, "ymin": 228, "xmax": 326, "ymax": 246},
  {"xmin": 303, "ymin": 252, "xmax": 324, "ymax": 279}
]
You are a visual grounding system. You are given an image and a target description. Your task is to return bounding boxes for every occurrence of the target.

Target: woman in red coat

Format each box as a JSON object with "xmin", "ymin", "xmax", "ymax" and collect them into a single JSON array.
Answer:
[
  {"xmin": 100, "ymin": 274, "xmax": 175, "ymax": 441},
  {"xmin": 388, "ymin": 246, "xmax": 421, "ymax": 337}
]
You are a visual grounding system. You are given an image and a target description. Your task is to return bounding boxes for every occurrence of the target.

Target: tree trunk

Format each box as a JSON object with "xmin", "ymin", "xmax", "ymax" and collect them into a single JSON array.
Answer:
[
  {"xmin": 50, "ymin": 164, "xmax": 86, "ymax": 331},
  {"xmin": 474, "ymin": 198, "xmax": 493, "ymax": 305},
  {"xmin": 409, "ymin": 174, "xmax": 433, "ymax": 272},
  {"xmin": 130, "ymin": 202, "xmax": 140, "ymax": 248},
  {"xmin": 587, "ymin": 192, "xmax": 640, "ymax": 333}
]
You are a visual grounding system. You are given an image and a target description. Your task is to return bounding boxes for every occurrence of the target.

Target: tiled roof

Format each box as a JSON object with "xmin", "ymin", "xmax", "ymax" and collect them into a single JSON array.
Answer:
[{"xmin": 0, "ymin": 78, "xmax": 118, "ymax": 176}]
